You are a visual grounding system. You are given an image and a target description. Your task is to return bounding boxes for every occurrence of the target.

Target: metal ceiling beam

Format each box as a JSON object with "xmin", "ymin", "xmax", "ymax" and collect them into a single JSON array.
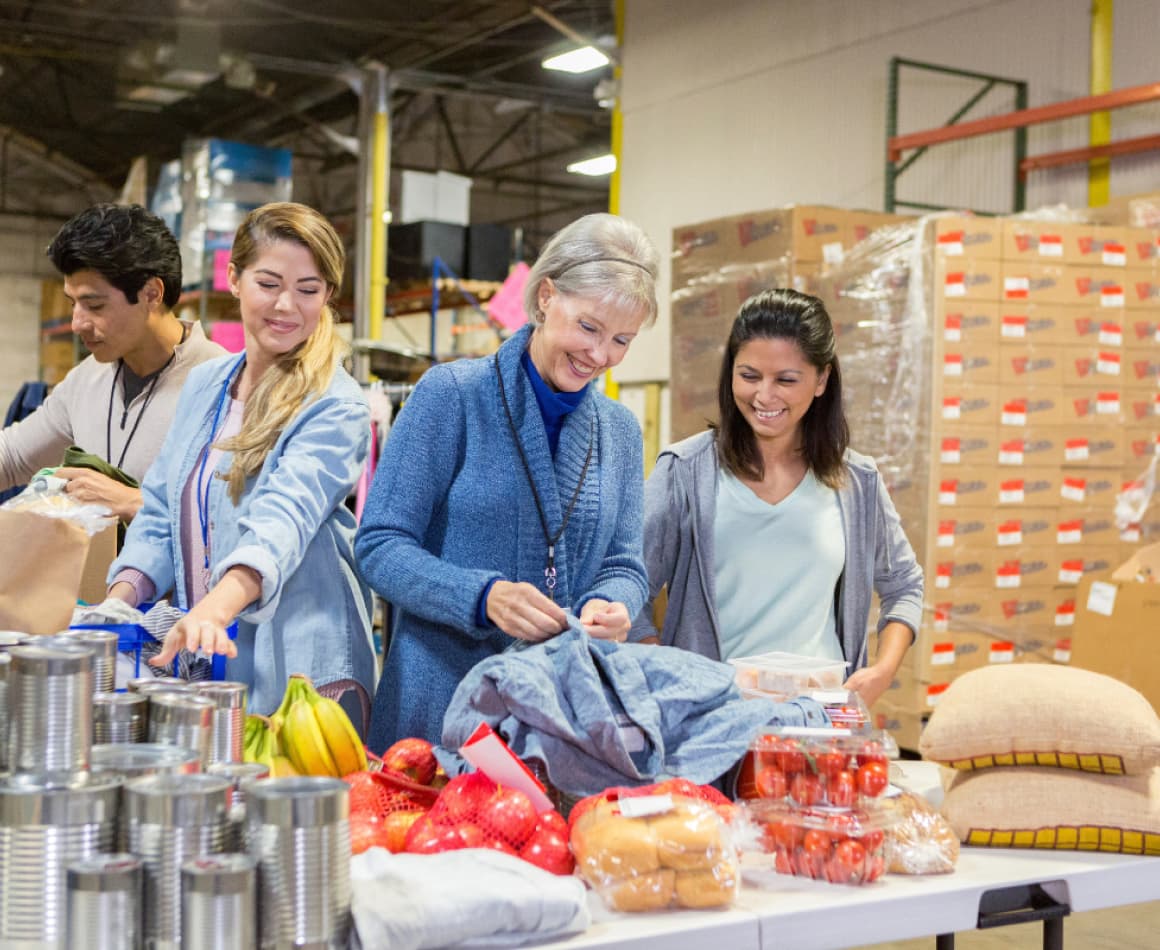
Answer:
[
  {"xmin": 434, "ymin": 96, "xmax": 467, "ymax": 172},
  {"xmin": 0, "ymin": 124, "xmax": 114, "ymax": 197},
  {"xmin": 468, "ymin": 111, "xmax": 531, "ymax": 173}
]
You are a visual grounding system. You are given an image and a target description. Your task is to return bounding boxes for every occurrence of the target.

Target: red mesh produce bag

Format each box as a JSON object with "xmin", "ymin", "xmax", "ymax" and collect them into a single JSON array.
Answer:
[{"xmin": 403, "ymin": 771, "xmax": 574, "ymax": 875}]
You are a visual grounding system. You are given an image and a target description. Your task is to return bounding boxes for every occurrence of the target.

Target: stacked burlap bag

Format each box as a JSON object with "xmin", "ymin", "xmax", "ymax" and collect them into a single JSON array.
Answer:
[{"xmin": 918, "ymin": 665, "xmax": 1160, "ymax": 855}]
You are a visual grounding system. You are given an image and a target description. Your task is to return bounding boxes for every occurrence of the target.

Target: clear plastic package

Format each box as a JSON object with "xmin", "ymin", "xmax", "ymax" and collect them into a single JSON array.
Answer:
[
  {"xmin": 569, "ymin": 790, "xmax": 738, "ymax": 912},
  {"xmin": 883, "ymin": 792, "xmax": 959, "ymax": 874},
  {"xmin": 742, "ymin": 798, "xmax": 900, "ymax": 885},
  {"xmin": 729, "ymin": 651, "xmax": 849, "ymax": 701},
  {"xmin": 735, "ymin": 728, "xmax": 898, "ymax": 806}
]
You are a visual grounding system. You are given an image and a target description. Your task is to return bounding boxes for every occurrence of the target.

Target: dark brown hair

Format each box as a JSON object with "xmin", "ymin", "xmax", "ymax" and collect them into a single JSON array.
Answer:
[{"xmin": 715, "ymin": 288, "xmax": 849, "ymax": 488}]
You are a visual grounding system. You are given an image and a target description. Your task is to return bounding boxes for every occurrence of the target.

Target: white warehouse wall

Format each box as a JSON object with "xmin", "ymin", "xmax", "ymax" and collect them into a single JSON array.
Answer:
[
  {"xmin": 0, "ymin": 215, "xmax": 61, "ymax": 410},
  {"xmin": 615, "ymin": 0, "xmax": 1160, "ymax": 393}
]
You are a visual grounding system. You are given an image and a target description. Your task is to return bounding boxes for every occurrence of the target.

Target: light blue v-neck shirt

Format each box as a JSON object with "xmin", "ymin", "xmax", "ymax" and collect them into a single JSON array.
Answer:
[{"xmin": 713, "ymin": 467, "xmax": 846, "ymax": 661}]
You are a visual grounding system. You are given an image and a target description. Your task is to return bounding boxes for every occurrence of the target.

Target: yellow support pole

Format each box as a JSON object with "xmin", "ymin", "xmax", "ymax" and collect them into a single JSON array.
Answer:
[
  {"xmin": 369, "ymin": 73, "xmax": 390, "ymax": 342},
  {"xmin": 1088, "ymin": 0, "xmax": 1113, "ymax": 207},
  {"xmin": 605, "ymin": 0, "xmax": 625, "ymax": 401}
]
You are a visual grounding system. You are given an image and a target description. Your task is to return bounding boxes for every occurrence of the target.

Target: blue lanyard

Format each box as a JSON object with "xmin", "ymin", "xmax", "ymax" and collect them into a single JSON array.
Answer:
[{"xmin": 196, "ymin": 355, "xmax": 246, "ymax": 571}]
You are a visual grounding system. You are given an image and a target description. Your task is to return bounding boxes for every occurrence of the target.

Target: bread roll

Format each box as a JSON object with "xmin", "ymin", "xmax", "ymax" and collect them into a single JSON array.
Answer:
[
  {"xmin": 574, "ymin": 814, "xmax": 660, "ymax": 879},
  {"xmin": 651, "ymin": 803, "xmax": 724, "ymax": 870},
  {"xmin": 886, "ymin": 792, "xmax": 959, "ymax": 874},
  {"xmin": 606, "ymin": 869, "xmax": 676, "ymax": 913},
  {"xmin": 674, "ymin": 862, "xmax": 738, "ymax": 909}
]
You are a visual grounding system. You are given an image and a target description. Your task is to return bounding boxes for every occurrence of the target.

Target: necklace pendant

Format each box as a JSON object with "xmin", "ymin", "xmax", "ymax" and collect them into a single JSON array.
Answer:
[{"xmin": 544, "ymin": 564, "xmax": 557, "ymax": 600}]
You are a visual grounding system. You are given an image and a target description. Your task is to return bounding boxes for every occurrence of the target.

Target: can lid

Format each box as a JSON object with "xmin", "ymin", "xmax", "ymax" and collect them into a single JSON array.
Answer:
[
  {"xmin": 147, "ymin": 692, "xmax": 215, "ymax": 725},
  {"xmin": 195, "ymin": 681, "xmax": 249, "ymax": 708},
  {"xmin": 248, "ymin": 776, "xmax": 350, "ymax": 827},
  {"xmin": 91, "ymin": 742, "xmax": 201, "ymax": 778},
  {"xmin": 67, "ymin": 853, "xmax": 143, "ymax": 892},
  {"xmin": 123, "ymin": 773, "xmax": 231, "ymax": 825},
  {"xmin": 181, "ymin": 854, "xmax": 256, "ymax": 895},
  {"xmin": 93, "ymin": 691, "xmax": 148, "ymax": 716},
  {"xmin": 128, "ymin": 676, "xmax": 189, "ymax": 693},
  {"xmin": 8, "ymin": 644, "xmax": 92, "ymax": 674},
  {"xmin": 60, "ymin": 629, "xmax": 120, "ymax": 651},
  {"xmin": 0, "ymin": 774, "xmax": 122, "ymax": 826},
  {"xmin": 207, "ymin": 761, "xmax": 270, "ymax": 787},
  {"xmin": 0, "ymin": 631, "xmax": 29, "ymax": 649}
]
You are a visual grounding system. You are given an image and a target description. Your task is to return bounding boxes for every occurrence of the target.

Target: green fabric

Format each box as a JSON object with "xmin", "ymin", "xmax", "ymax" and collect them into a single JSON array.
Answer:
[{"xmin": 61, "ymin": 445, "xmax": 140, "ymax": 489}]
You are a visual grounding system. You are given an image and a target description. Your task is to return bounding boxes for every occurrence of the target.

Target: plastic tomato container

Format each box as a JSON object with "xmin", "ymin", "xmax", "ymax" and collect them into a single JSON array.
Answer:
[
  {"xmin": 743, "ymin": 798, "xmax": 899, "ymax": 885},
  {"xmin": 735, "ymin": 728, "xmax": 898, "ymax": 808},
  {"xmin": 729, "ymin": 652, "xmax": 849, "ymax": 701}
]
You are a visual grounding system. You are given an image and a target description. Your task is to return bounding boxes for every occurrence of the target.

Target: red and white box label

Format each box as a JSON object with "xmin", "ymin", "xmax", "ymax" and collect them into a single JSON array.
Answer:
[
  {"xmin": 933, "ymin": 607, "xmax": 951, "ymax": 634},
  {"xmin": 1059, "ymin": 560, "xmax": 1084, "ymax": 584},
  {"xmin": 995, "ymin": 562, "xmax": 1022, "ymax": 589},
  {"xmin": 938, "ymin": 231, "xmax": 965, "ymax": 256},
  {"xmin": 939, "ymin": 480, "xmax": 958, "ymax": 505},
  {"xmin": 1121, "ymin": 523, "xmax": 1141, "ymax": 543},
  {"xmin": 989, "ymin": 641, "xmax": 1016, "ymax": 664},
  {"xmin": 944, "ymin": 272, "xmax": 966, "ymax": 297},
  {"xmin": 1101, "ymin": 285, "xmax": 1125, "ymax": 307},
  {"xmin": 1038, "ymin": 235, "xmax": 1063, "ymax": 258},
  {"xmin": 930, "ymin": 642, "xmax": 955, "ymax": 665},
  {"xmin": 1001, "ymin": 315, "xmax": 1027, "ymax": 339},
  {"xmin": 1096, "ymin": 392, "xmax": 1120, "ymax": 415},
  {"xmin": 1102, "ymin": 242, "xmax": 1126, "ymax": 266},
  {"xmin": 1096, "ymin": 351, "xmax": 1121, "ymax": 375},
  {"xmin": 1001, "ymin": 401, "xmax": 1027, "ymax": 426},
  {"xmin": 1098, "ymin": 322, "xmax": 1123, "ymax": 346},
  {"xmin": 999, "ymin": 440, "xmax": 1024, "ymax": 465},
  {"xmin": 1064, "ymin": 438, "xmax": 1089, "ymax": 461},
  {"xmin": 942, "ymin": 397, "xmax": 961, "ymax": 420},
  {"xmin": 1060, "ymin": 477, "xmax": 1086, "ymax": 502},
  {"xmin": 997, "ymin": 521, "xmax": 1022, "ymax": 546},
  {"xmin": 941, "ymin": 438, "xmax": 961, "ymax": 464},
  {"xmin": 1054, "ymin": 638, "xmax": 1072, "ymax": 663},
  {"xmin": 926, "ymin": 683, "xmax": 950, "ymax": 707},
  {"xmin": 1057, "ymin": 519, "xmax": 1083, "ymax": 544},
  {"xmin": 937, "ymin": 521, "xmax": 957, "ymax": 547},
  {"xmin": 935, "ymin": 563, "xmax": 953, "ymax": 589},
  {"xmin": 999, "ymin": 479, "xmax": 1025, "ymax": 504},
  {"xmin": 1004, "ymin": 276, "xmax": 1030, "ymax": 299},
  {"xmin": 1055, "ymin": 603, "xmax": 1076, "ymax": 628},
  {"xmin": 944, "ymin": 354, "xmax": 964, "ymax": 376},
  {"xmin": 944, "ymin": 314, "xmax": 962, "ymax": 342}
]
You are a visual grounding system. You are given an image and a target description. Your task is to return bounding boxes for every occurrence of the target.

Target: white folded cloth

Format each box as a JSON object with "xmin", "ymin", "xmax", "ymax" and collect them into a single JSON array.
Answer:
[{"xmin": 350, "ymin": 848, "xmax": 590, "ymax": 950}]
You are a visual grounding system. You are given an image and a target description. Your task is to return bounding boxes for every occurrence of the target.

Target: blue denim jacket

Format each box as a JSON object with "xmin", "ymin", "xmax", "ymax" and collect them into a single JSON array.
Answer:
[{"xmin": 111, "ymin": 354, "xmax": 376, "ymax": 715}]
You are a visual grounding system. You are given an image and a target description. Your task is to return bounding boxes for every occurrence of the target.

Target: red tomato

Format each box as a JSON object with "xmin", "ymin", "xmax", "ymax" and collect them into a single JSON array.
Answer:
[
  {"xmin": 774, "ymin": 740, "xmax": 806, "ymax": 776},
  {"xmin": 789, "ymin": 772, "xmax": 823, "ymax": 807},
  {"xmin": 834, "ymin": 839, "xmax": 867, "ymax": 878},
  {"xmin": 866, "ymin": 854, "xmax": 886, "ymax": 882},
  {"xmin": 755, "ymin": 767, "xmax": 788, "ymax": 800},
  {"xmin": 856, "ymin": 740, "xmax": 888, "ymax": 768},
  {"xmin": 479, "ymin": 787, "xmax": 538, "ymax": 848},
  {"xmin": 802, "ymin": 829, "xmax": 831, "ymax": 856},
  {"xmin": 774, "ymin": 848, "xmax": 794, "ymax": 875},
  {"xmin": 856, "ymin": 761, "xmax": 889, "ymax": 798},
  {"xmin": 861, "ymin": 829, "xmax": 885, "ymax": 852},
  {"xmin": 519, "ymin": 825, "xmax": 575, "ymax": 875},
  {"xmin": 815, "ymin": 749, "xmax": 847, "ymax": 781},
  {"xmin": 827, "ymin": 770, "xmax": 856, "ymax": 808},
  {"xmin": 791, "ymin": 847, "xmax": 815, "ymax": 878}
]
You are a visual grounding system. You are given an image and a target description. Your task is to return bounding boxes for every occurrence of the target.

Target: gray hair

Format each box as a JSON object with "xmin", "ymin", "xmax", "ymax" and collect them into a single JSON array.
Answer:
[{"xmin": 523, "ymin": 213, "xmax": 660, "ymax": 327}]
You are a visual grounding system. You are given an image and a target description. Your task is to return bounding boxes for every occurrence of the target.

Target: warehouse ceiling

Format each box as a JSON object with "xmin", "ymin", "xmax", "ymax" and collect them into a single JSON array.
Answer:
[{"xmin": 0, "ymin": 0, "xmax": 615, "ymax": 249}]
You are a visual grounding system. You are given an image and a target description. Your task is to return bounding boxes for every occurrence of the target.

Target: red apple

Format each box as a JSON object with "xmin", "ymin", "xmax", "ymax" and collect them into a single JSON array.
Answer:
[
  {"xmin": 382, "ymin": 737, "xmax": 438, "ymax": 785},
  {"xmin": 519, "ymin": 825, "xmax": 574, "ymax": 875}
]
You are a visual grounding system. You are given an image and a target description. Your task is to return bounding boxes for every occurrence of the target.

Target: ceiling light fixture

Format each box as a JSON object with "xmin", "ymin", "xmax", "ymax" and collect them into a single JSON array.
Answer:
[
  {"xmin": 542, "ymin": 46, "xmax": 610, "ymax": 74},
  {"xmin": 566, "ymin": 153, "xmax": 617, "ymax": 176}
]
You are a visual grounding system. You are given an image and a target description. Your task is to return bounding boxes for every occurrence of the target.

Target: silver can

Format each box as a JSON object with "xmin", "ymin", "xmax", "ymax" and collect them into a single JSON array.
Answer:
[
  {"xmin": 7, "ymin": 644, "xmax": 93, "ymax": 785},
  {"xmin": 123, "ymin": 773, "xmax": 231, "ymax": 950},
  {"xmin": 58, "ymin": 630, "xmax": 120, "ymax": 693},
  {"xmin": 91, "ymin": 743, "xmax": 203, "ymax": 852},
  {"xmin": 207, "ymin": 761, "xmax": 269, "ymax": 852},
  {"xmin": 92, "ymin": 692, "xmax": 148, "ymax": 745},
  {"xmin": 66, "ymin": 853, "xmax": 143, "ymax": 950},
  {"xmin": 180, "ymin": 854, "xmax": 257, "ymax": 950},
  {"xmin": 195, "ymin": 682, "xmax": 248, "ymax": 765},
  {"xmin": 0, "ymin": 775, "xmax": 121, "ymax": 949},
  {"xmin": 0, "ymin": 652, "xmax": 10, "ymax": 775},
  {"xmin": 147, "ymin": 693, "xmax": 215, "ymax": 769},
  {"xmin": 0, "ymin": 630, "xmax": 30, "ymax": 651},
  {"xmin": 127, "ymin": 676, "xmax": 190, "ymax": 694},
  {"xmin": 247, "ymin": 777, "xmax": 351, "ymax": 950}
]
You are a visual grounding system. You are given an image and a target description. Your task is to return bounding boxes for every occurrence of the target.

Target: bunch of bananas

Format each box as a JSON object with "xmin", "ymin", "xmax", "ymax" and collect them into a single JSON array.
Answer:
[
  {"xmin": 268, "ymin": 673, "xmax": 367, "ymax": 778},
  {"xmin": 243, "ymin": 714, "xmax": 298, "ymax": 777}
]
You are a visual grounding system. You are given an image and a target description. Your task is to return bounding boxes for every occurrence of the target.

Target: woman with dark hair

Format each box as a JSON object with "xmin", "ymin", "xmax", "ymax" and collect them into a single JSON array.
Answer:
[{"xmin": 631, "ymin": 288, "xmax": 921, "ymax": 706}]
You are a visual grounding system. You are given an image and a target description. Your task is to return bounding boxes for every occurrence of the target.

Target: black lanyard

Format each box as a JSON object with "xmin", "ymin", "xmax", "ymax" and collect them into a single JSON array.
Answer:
[
  {"xmin": 496, "ymin": 356, "xmax": 595, "ymax": 600},
  {"xmin": 105, "ymin": 355, "xmax": 173, "ymax": 471}
]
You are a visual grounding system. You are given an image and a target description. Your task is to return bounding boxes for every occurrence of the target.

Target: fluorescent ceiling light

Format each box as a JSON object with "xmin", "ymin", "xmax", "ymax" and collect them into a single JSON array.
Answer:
[
  {"xmin": 542, "ymin": 46, "xmax": 610, "ymax": 74},
  {"xmin": 567, "ymin": 153, "xmax": 617, "ymax": 176}
]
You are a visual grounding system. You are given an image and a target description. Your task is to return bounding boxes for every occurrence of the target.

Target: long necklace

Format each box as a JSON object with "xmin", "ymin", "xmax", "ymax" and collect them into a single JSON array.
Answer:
[
  {"xmin": 105, "ymin": 353, "xmax": 174, "ymax": 470},
  {"xmin": 194, "ymin": 354, "xmax": 246, "ymax": 591},
  {"xmin": 496, "ymin": 355, "xmax": 594, "ymax": 601}
]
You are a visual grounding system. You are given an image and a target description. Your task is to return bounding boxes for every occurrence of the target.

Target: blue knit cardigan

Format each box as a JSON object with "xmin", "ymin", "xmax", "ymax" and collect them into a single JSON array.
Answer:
[{"xmin": 356, "ymin": 324, "xmax": 648, "ymax": 750}]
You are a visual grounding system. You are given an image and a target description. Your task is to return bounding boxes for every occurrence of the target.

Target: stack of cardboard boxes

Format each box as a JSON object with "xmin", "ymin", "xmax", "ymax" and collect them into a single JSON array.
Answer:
[
  {"xmin": 668, "ymin": 206, "xmax": 911, "ymax": 442},
  {"xmin": 876, "ymin": 215, "xmax": 1160, "ymax": 748}
]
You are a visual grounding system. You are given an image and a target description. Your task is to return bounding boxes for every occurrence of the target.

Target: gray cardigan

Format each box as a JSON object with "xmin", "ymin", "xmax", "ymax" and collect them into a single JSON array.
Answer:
[{"xmin": 630, "ymin": 430, "xmax": 923, "ymax": 667}]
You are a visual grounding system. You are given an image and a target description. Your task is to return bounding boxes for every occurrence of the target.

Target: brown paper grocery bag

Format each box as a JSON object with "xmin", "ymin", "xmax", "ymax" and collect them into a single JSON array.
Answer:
[{"xmin": 0, "ymin": 509, "xmax": 92, "ymax": 635}]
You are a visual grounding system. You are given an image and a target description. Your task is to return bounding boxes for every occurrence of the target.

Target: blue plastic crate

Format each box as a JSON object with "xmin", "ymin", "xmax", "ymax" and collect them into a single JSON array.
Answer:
[{"xmin": 70, "ymin": 605, "xmax": 238, "ymax": 684}]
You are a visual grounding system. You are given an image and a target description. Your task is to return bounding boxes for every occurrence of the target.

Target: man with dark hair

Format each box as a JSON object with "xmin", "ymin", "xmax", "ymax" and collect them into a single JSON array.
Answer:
[{"xmin": 0, "ymin": 203, "xmax": 224, "ymax": 522}]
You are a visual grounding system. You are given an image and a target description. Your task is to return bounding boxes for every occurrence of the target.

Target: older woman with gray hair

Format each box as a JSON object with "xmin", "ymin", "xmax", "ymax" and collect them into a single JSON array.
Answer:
[{"xmin": 357, "ymin": 213, "xmax": 660, "ymax": 749}]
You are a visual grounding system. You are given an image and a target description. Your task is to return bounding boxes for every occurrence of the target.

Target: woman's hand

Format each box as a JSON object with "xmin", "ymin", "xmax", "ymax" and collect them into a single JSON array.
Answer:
[
  {"xmin": 486, "ymin": 580, "xmax": 568, "ymax": 642},
  {"xmin": 843, "ymin": 662, "xmax": 894, "ymax": 709},
  {"xmin": 148, "ymin": 606, "xmax": 238, "ymax": 668},
  {"xmin": 579, "ymin": 598, "xmax": 631, "ymax": 642}
]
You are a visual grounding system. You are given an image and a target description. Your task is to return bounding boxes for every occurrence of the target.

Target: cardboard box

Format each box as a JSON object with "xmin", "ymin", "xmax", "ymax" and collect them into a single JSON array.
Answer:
[
  {"xmin": 872, "ymin": 701, "xmax": 929, "ymax": 753},
  {"xmin": 929, "ymin": 508, "xmax": 994, "ymax": 553},
  {"xmin": 997, "ymin": 305, "xmax": 1125, "ymax": 347},
  {"xmin": 932, "ymin": 470, "xmax": 999, "ymax": 508},
  {"xmin": 991, "ymin": 546, "xmax": 1058, "ymax": 589},
  {"xmin": 1054, "ymin": 468, "xmax": 1121, "ymax": 507},
  {"xmin": 997, "ymin": 344, "xmax": 1064, "ymax": 385},
  {"xmin": 1053, "ymin": 509, "xmax": 1120, "ymax": 547},
  {"xmin": 1050, "ymin": 545, "xmax": 1130, "ymax": 587},
  {"xmin": 1124, "ymin": 425, "xmax": 1160, "ymax": 464},
  {"xmin": 1071, "ymin": 543, "xmax": 1160, "ymax": 711},
  {"xmin": 1121, "ymin": 350, "xmax": 1160, "ymax": 389},
  {"xmin": 931, "ymin": 216, "xmax": 1003, "ymax": 261},
  {"xmin": 938, "ymin": 382, "xmax": 999, "ymax": 425},
  {"xmin": 1052, "ymin": 424, "xmax": 1125, "ymax": 468},
  {"xmin": 1126, "ymin": 315, "xmax": 1160, "ymax": 346},
  {"xmin": 993, "ymin": 507, "xmax": 1058, "ymax": 549},
  {"xmin": 1126, "ymin": 270, "xmax": 1160, "ymax": 309},
  {"xmin": 1125, "ymin": 391, "xmax": 1160, "ymax": 424},
  {"xmin": 994, "ymin": 467, "xmax": 1065, "ymax": 507},
  {"xmin": 936, "ymin": 257, "xmax": 1002, "ymax": 302},
  {"xmin": 995, "ymin": 386, "xmax": 1067, "ymax": 426},
  {"xmin": 936, "ymin": 425, "xmax": 998, "ymax": 468},
  {"xmin": 1001, "ymin": 220, "xmax": 1132, "ymax": 267},
  {"xmin": 849, "ymin": 210, "xmax": 915, "ymax": 246},
  {"xmin": 936, "ymin": 302, "xmax": 1000, "ymax": 347},
  {"xmin": 928, "ymin": 550, "xmax": 993, "ymax": 591},
  {"xmin": 996, "ymin": 427, "xmax": 1060, "ymax": 468},
  {"xmin": 78, "ymin": 523, "xmax": 117, "ymax": 605},
  {"xmin": 1059, "ymin": 344, "xmax": 1126, "ymax": 386},
  {"xmin": 1000, "ymin": 262, "xmax": 1132, "ymax": 308},
  {"xmin": 1060, "ymin": 386, "xmax": 1126, "ymax": 425},
  {"xmin": 937, "ymin": 340, "xmax": 1000, "ymax": 386}
]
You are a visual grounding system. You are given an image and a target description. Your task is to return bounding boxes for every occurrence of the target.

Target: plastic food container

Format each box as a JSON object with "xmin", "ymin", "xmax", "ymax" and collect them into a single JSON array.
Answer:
[
  {"xmin": 736, "ymin": 728, "xmax": 898, "ymax": 807},
  {"xmin": 730, "ymin": 651, "xmax": 849, "ymax": 701},
  {"xmin": 743, "ymin": 798, "xmax": 899, "ymax": 885}
]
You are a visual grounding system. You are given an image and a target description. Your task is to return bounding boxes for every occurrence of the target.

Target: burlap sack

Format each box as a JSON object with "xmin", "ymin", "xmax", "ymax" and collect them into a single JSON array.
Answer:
[
  {"xmin": 942, "ymin": 766, "xmax": 1160, "ymax": 855},
  {"xmin": 918, "ymin": 664, "xmax": 1160, "ymax": 776}
]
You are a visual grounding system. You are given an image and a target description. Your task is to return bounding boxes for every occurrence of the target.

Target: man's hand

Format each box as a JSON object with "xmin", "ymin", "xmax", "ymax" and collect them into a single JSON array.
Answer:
[{"xmin": 57, "ymin": 467, "xmax": 143, "ymax": 522}]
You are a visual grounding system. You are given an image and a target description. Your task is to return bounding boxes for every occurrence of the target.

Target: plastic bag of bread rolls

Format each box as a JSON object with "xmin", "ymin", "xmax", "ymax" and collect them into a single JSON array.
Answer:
[
  {"xmin": 884, "ymin": 792, "xmax": 959, "ymax": 874},
  {"xmin": 569, "ymin": 786, "xmax": 738, "ymax": 912}
]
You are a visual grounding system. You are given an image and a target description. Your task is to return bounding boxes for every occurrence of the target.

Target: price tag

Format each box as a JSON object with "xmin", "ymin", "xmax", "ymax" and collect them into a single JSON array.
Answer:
[{"xmin": 618, "ymin": 794, "xmax": 675, "ymax": 818}]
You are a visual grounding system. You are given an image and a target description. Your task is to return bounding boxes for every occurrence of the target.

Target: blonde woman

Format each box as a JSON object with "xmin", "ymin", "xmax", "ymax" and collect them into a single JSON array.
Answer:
[{"xmin": 108, "ymin": 202, "xmax": 376, "ymax": 730}]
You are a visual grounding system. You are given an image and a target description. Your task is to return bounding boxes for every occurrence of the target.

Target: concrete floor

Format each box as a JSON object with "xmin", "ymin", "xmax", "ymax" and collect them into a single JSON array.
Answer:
[{"xmin": 859, "ymin": 899, "xmax": 1160, "ymax": 949}]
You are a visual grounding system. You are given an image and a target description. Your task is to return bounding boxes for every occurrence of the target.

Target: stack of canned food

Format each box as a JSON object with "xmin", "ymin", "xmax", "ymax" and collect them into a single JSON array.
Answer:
[{"xmin": 0, "ymin": 630, "xmax": 352, "ymax": 949}]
